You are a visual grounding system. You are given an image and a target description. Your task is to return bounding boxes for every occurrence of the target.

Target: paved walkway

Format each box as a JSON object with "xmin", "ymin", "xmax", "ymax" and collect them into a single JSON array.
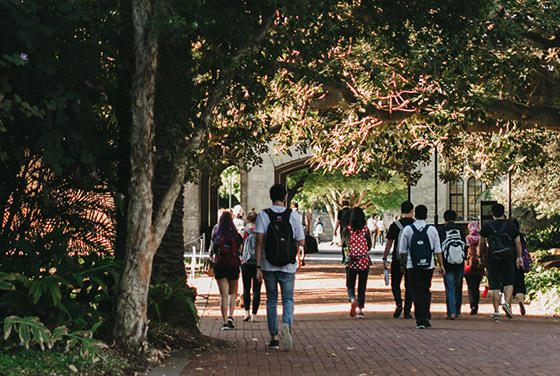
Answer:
[{"xmin": 150, "ymin": 260, "xmax": 560, "ymax": 376}]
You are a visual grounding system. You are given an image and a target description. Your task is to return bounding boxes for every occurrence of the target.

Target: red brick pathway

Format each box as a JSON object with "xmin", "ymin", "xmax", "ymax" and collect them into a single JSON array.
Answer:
[{"xmin": 154, "ymin": 262, "xmax": 560, "ymax": 376}]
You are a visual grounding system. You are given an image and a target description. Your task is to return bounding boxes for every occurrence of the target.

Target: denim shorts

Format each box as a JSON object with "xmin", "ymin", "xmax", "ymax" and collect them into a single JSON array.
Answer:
[{"xmin": 486, "ymin": 261, "xmax": 515, "ymax": 290}]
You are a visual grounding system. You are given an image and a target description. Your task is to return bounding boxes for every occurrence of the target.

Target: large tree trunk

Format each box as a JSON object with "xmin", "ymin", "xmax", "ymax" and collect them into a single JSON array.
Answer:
[
  {"xmin": 111, "ymin": 0, "xmax": 160, "ymax": 352},
  {"xmin": 152, "ymin": 155, "xmax": 187, "ymax": 284},
  {"xmin": 111, "ymin": 5, "xmax": 277, "ymax": 352}
]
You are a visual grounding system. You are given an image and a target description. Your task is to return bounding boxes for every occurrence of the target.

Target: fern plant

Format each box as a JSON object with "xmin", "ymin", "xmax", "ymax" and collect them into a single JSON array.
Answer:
[{"xmin": 2, "ymin": 316, "xmax": 106, "ymax": 359}]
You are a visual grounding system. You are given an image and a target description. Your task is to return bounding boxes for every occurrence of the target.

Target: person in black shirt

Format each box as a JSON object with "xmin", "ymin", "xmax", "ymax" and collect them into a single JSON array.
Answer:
[
  {"xmin": 478, "ymin": 203, "xmax": 524, "ymax": 320},
  {"xmin": 382, "ymin": 201, "xmax": 414, "ymax": 319},
  {"xmin": 334, "ymin": 200, "xmax": 352, "ymax": 262}
]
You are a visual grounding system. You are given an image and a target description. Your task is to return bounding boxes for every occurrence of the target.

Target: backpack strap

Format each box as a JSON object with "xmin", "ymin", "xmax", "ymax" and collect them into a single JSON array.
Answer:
[
  {"xmin": 499, "ymin": 221, "xmax": 509, "ymax": 233},
  {"xmin": 488, "ymin": 222, "xmax": 497, "ymax": 234}
]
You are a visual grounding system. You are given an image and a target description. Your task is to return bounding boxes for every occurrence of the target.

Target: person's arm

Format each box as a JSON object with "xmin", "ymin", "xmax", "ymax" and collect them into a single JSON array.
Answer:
[
  {"xmin": 334, "ymin": 220, "xmax": 340, "ymax": 236},
  {"xmin": 436, "ymin": 252, "xmax": 446, "ymax": 275},
  {"xmin": 255, "ymin": 233, "xmax": 264, "ymax": 281},
  {"xmin": 477, "ymin": 235, "xmax": 486, "ymax": 267},
  {"xmin": 399, "ymin": 228, "xmax": 410, "ymax": 272},
  {"xmin": 514, "ymin": 236, "xmax": 524, "ymax": 268},
  {"xmin": 365, "ymin": 230, "xmax": 372, "ymax": 250},
  {"xmin": 383, "ymin": 239, "xmax": 393, "ymax": 269}
]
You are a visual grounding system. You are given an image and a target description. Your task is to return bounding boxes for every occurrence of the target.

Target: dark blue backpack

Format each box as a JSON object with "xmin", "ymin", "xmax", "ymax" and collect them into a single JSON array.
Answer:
[{"xmin": 409, "ymin": 224, "xmax": 433, "ymax": 269}]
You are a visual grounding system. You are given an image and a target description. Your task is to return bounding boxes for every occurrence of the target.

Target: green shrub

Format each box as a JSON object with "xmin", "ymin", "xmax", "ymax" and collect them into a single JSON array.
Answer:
[
  {"xmin": 527, "ymin": 220, "xmax": 560, "ymax": 251},
  {"xmin": 525, "ymin": 265, "xmax": 560, "ymax": 301},
  {"xmin": 0, "ymin": 228, "xmax": 121, "ymax": 331},
  {"xmin": 1, "ymin": 316, "xmax": 106, "ymax": 359},
  {"xmin": 148, "ymin": 273, "xmax": 198, "ymax": 327}
]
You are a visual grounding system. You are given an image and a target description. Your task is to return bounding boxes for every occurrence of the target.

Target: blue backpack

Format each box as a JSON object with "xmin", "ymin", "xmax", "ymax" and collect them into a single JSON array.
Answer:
[{"xmin": 409, "ymin": 224, "xmax": 433, "ymax": 269}]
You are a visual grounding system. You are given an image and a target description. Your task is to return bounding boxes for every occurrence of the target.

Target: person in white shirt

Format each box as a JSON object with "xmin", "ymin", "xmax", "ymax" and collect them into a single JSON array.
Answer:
[
  {"xmin": 399, "ymin": 205, "xmax": 445, "ymax": 329},
  {"xmin": 376, "ymin": 217, "xmax": 385, "ymax": 246},
  {"xmin": 255, "ymin": 184, "xmax": 305, "ymax": 350}
]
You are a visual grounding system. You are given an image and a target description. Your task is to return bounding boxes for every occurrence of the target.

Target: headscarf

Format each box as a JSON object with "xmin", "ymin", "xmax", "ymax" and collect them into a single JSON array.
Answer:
[{"xmin": 466, "ymin": 222, "xmax": 480, "ymax": 246}]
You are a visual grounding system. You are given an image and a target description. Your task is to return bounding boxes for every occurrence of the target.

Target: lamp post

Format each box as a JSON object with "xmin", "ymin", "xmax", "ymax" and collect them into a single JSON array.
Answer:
[
  {"xmin": 434, "ymin": 150, "xmax": 438, "ymax": 225},
  {"xmin": 228, "ymin": 174, "xmax": 232, "ymax": 211}
]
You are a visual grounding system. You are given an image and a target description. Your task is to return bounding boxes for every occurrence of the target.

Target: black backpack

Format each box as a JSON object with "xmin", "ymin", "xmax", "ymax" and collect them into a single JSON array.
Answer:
[
  {"xmin": 409, "ymin": 224, "xmax": 434, "ymax": 269},
  {"xmin": 264, "ymin": 208, "xmax": 298, "ymax": 266},
  {"xmin": 486, "ymin": 222, "xmax": 514, "ymax": 262}
]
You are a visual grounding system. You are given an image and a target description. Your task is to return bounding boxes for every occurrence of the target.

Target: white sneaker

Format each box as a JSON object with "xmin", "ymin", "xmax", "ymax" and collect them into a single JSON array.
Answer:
[
  {"xmin": 281, "ymin": 323, "xmax": 292, "ymax": 351},
  {"xmin": 243, "ymin": 312, "xmax": 251, "ymax": 321}
]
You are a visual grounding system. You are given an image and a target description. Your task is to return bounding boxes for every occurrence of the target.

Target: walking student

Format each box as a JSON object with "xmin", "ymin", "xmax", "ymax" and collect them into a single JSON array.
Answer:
[
  {"xmin": 345, "ymin": 207, "xmax": 372, "ymax": 318},
  {"xmin": 255, "ymin": 184, "xmax": 305, "ymax": 350},
  {"xmin": 334, "ymin": 200, "xmax": 352, "ymax": 262},
  {"xmin": 241, "ymin": 209, "xmax": 261, "ymax": 322},
  {"xmin": 478, "ymin": 203, "xmax": 524, "ymax": 320},
  {"xmin": 464, "ymin": 222, "xmax": 485, "ymax": 315},
  {"xmin": 399, "ymin": 205, "xmax": 445, "ymax": 329},
  {"xmin": 211, "ymin": 211, "xmax": 244, "ymax": 331},
  {"xmin": 382, "ymin": 201, "xmax": 414, "ymax": 319},
  {"xmin": 438, "ymin": 209, "xmax": 467, "ymax": 319}
]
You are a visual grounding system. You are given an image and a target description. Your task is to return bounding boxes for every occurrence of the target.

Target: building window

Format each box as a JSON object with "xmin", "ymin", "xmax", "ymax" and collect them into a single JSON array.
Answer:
[
  {"xmin": 468, "ymin": 177, "xmax": 483, "ymax": 221},
  {"xmin": 450, "ymin": 179, "xmax": 464, "ymax": 221}
]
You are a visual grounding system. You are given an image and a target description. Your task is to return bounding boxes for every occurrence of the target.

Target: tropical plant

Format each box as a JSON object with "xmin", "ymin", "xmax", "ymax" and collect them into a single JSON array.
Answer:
[
  {"xmin": 1, "ymin": 316, "xmax": 106, "ymax": 359},
  {"xmin": 147, "ymin": 275, "xmax": 198, "ymax": 328}
]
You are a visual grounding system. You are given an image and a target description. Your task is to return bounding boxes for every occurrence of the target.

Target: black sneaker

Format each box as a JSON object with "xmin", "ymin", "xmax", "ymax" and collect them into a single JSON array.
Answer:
[
  {"xmin": 268, "ymin": 340, "xmax": 279, "ymax": 349},
  {"xmin": 393, "ymin": 307, "xmax": 403, "ymax": 318},
  {"xmin": 404, "ymin": 313, "xmax": 412, "ymax": 319},
  {"xmin": 424, "ymin": 320, "xmax": 432, "ymax": 327},
  {"xmin": 220, "ymin": 323, "xmax": 230, "ymax": 331},
  {"xmin": 227, "ymin": 316, "xmax": 235, "ymax": 328}
]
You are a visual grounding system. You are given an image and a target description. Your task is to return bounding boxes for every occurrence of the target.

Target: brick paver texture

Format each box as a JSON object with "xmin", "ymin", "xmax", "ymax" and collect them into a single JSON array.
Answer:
[{"xmin": 173, "ymin": 261, "xmax": 560, "ymax": 376}]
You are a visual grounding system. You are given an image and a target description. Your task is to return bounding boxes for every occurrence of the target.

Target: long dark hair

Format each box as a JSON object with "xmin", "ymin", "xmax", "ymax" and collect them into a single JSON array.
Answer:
[
  {"xmin": 214, "ymin": 211, "xmax": 237, "ymax": 244},
  {"xmin": 350, "ymin": 207, "xmax": 366, "ymax": 231}
]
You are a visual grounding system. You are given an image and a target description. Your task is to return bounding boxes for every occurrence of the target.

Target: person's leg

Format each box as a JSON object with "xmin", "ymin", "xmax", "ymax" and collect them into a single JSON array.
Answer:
[
  {"xmin": 390, "ymin": 261, "xmax": 404, "ymax": 315},
  {"xmin": 501, "ymin": 261, "xmax": 516, "ymax": 317},
  {"xmin": 278, "ymin": 271, "xmax": 296, "ymax": 350},
  {"xmin": 357, "ymin": 268, "xmax": 369, "ymax": 310},
  {"xmin": 408, "ymin": 268, "xmax": 425, "ymax": 326},
  {"xmin": 262, "ymin": 271, "xmax": 279, "ymax": 338},
  {"xmin": 513, "ymin": 267, "xmax": 527, "ymax": 315},
  {"xmin": 346, "ymin": 268, "xmax": 358, "ymax": 302},
  {"xmin": 443, "ymin": 271, "xmax": 456, "ymax": 317},
  {"xmin": 403, "ymin": 272, "xmax": 413, "ymax": 317},
  {"xmin": 455, "ymin": 268, "xmax": 464, "ymax": 316},
  {"xmin": 486, "ymin": 262, "xmax": 502, "ymax": 317},
  {"xmin": 241, "ymin": 264, "xmax": 253, "ymax": 319},
  {"xmin": 278, "ymin": 271, "xmax": 296, "ymax": 327},
  {"xmin": 216, "ymin": 278, "xmax": 230, "ymax": 324},
  {"xmin": 465, "ymin": 274, "xmax": 482, "ymax": 313},
  {"xmin": 227, "ymin": 278, "xmax": 238, "ymax": 319},
  {"xmin": 422, "ymin": 269, "xmax": 434, "ymax": 322}
]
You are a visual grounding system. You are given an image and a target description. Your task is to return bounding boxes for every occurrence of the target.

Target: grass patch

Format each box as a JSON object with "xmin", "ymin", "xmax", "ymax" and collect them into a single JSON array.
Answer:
[{"xmin": 0, "ymin": 346, "xmax": 146, "ymax": 376}]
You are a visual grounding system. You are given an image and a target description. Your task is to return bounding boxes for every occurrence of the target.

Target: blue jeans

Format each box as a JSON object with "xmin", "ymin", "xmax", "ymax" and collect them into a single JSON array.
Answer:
[
  {"xmin": 443, "ymin": 267, "xmax": 464, "ymax": 316},
  {"xmin": 262, "ymin": 270, "xmax": 295, "ymax": 336}
]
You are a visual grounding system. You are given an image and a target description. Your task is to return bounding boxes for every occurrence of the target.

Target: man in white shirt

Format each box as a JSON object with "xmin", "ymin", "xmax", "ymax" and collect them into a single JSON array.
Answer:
[
  {"xmin": 255, "ymin": 184, "xmax": 305, "ymax": 350},
  {"xmin": 399, "ymin": 205, "xmax": 445, "ymax": 329}
]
